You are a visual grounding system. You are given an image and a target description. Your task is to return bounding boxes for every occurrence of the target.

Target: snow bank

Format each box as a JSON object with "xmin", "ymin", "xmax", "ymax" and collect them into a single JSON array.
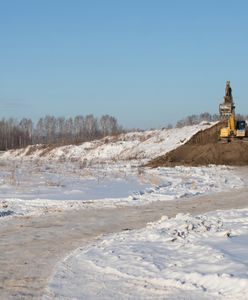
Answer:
[
  {"xmin": 1, "ymin": 122, "xmax": 216, "ymax": 164},
  {"xmin": 44, "ymin": 209, "xmax": 248, "ymax": 300},
  {"xmin": 130, "ymin": 165, "xmax": 244, "ymax": 202},
  {"xmin": 0, "ymin": 162, "xmax": 244, "ymax": 220}
]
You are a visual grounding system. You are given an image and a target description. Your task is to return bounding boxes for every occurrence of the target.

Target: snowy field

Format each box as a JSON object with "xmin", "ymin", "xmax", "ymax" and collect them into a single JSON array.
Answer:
[
  {"xmin": 0, "ymin": 159, "xmax": 244, "ymax": 220},
  {"xmin": 1, "ymin": 122, "xmax": 248, "ymax": 299},
  {"xmin": 44, "ymin": 208, "xmax": 248, "ymax": 300},
  {"xmin": 0, "ymin": 122, "xmax": 244, "ymax": 220}
]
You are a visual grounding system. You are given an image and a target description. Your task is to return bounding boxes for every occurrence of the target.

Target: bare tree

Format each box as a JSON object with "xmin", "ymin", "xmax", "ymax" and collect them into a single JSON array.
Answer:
[{"xmin": 0, "ymin": 113, "xmax": 125, "ymax": 150}]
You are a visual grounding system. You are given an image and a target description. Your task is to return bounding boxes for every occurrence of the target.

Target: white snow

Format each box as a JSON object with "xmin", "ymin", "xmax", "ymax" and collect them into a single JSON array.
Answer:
[
  {"xmin": 1, "ymin": 122, "xmax": 216, "ymax": 164},
  {"xmin": 1, "ymin": 122, "xmax": 248, "ymax": 299},
  {"xmin": 1, "ymin": 121, "xmax": 245, "ymax": 220},
  {"xmin": 0, "ymin": 160, "xmax": 244, "ymax": 219},
  {"xmin": 44, "ymin": 209, "xmax": 248, "ymax": 300}
]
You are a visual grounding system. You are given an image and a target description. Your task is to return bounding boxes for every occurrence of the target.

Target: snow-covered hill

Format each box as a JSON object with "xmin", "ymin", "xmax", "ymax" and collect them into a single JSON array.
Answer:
[{"xmin": 2, "ymin": 122, "xmax": 216, "ymax": 164}]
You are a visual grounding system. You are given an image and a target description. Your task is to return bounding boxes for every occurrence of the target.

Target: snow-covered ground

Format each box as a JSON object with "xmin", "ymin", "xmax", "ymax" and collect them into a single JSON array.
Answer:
[
  {"xmin": 1, "ymin": 122, "xmax": 244, "ymax": 220},
  {"xmin": 0, "ymin": 159, "xmax": 244, "ymax": 219},
  {"xmin": 44, "ymin": 208, "xmax": 248, "ymax": 300},
  {"xmin": 1, "ymin": 122, "xmax": 248, "ymax": 299},
  {"xmin": 2, "ymin": 122, "xmax": 215, "ymax": 164}
]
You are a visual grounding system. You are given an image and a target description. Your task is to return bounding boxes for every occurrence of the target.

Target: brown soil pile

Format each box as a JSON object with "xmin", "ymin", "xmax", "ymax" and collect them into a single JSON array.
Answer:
[{"xmin": 147, "ymin": 122, "xmax": 248, "ymax": 167}]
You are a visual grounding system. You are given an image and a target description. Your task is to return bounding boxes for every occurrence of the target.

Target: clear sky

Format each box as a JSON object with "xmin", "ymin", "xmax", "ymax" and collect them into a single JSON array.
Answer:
[{"xmin": 0, "ymin": 0, "xmax": 247, "ymax": 129}]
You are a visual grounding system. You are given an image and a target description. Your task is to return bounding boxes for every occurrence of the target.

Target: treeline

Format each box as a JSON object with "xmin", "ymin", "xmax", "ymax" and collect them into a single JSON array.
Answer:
[
  {"xmin": 2, "ymin": 111, "xmax": 248, "ymax": 151},
  {"xmin": 174, "ymin": 112, "xmax": 248, "ymax": 128},
  {"xmin": 175, "ymin": 112, "xmax": 220, "ymax": 128},
  {"xmin": 0, "ymin": 114, "xmax": 124, "ymax": 150}
]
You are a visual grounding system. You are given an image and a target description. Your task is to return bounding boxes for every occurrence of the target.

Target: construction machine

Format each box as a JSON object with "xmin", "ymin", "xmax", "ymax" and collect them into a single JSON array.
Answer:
[
  {"xmin": 219, "ymin": 81, "xmax": 247, "ymax": 141},
  {"xmin": 220, "ymin": 113, "xmax": 246, "ymax": 139}
]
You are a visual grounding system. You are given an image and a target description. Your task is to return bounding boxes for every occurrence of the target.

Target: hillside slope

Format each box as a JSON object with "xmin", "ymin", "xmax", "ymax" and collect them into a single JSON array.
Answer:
[
  {"xmin": 147, "ymin": 122, "xmax": 248, "ymax": 167},
  {"xmin": 2, "ymin": 122, "xmax": 215, "ymax": 164}
]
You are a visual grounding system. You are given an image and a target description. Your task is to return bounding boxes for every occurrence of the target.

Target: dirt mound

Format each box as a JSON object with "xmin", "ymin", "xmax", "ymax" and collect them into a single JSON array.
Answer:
[{"xmin": 147, "ymin": 122, "xmax": 248, "ymax": 167}]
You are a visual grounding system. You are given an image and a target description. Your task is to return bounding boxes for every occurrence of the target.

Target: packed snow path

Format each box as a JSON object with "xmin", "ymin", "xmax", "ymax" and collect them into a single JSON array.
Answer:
[{"xmin": 1, "ymin": 187, "xmax": 248, "ymax": 299}]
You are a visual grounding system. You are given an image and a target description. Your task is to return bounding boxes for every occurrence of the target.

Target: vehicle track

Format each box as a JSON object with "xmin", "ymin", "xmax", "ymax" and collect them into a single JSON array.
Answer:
[{"xmin": 1, "ymin": 186, "xmax": 248, "ymax": 299}]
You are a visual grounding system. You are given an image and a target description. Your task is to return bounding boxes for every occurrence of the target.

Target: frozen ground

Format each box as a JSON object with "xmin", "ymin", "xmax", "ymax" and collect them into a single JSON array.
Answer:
[
  {"xmin": 1, "ymin": 122, "xmax": 228, "ymax": 219},
  {"xmin": 1, "ymin": 122, "xmax": 248, "ymax": 299},
  {"xmin": 0, "ymin": 122, "xmax": 222, "ymax": 219},
  {"xmin": 44, "ymin": 208, "xmax": 248, "ymax": 300},
  {"xmin": 0, "ymin": 159, "xmax": 245, "ymax": 220}
]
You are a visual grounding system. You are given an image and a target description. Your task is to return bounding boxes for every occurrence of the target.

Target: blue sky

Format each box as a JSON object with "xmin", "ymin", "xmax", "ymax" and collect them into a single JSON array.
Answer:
[{"xmin": 0, "ymin": 0, "xmax": 247, "ymax": 129}]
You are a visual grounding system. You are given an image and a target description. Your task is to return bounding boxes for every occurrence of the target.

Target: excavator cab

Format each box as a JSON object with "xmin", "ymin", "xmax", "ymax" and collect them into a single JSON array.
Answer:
[
  {"xmin": 220, "ymin": 116, "xmax": 247, "ymax": 140},
  {"xmin": 236, "ymin": 120, "xmax": 246, "ymax": 138}
]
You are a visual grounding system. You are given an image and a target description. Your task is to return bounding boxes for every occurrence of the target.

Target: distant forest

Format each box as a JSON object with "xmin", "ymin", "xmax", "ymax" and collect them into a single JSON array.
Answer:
[
  {"xmin": 174, "ymin": 112, "xmax": 220, "ymax": 128},
  {"xmin": 1, "ymin": 112, "xmax": 248, "ymax": 150},
  {"xmin": 0, "ymin": 114, "xmax": 124, "ymax": 150},
  {"xmin": 174, "ymin": 112, "xmax": 248, "ymax": 128}
]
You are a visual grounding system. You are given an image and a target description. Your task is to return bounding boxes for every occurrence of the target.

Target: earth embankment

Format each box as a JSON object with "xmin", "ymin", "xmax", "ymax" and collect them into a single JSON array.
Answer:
[{"xmin": 147, "ymin": 122, "xmax": 248, "ymax": 167}]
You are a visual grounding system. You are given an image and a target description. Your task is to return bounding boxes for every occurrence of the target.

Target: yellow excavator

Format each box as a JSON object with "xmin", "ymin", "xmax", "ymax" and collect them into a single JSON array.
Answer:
[
  {"xmin": 220, "ymin": 113, "xmax": 246, "ymax": 140},
  {"xmin": 219, "ymin": 81, "xmax": 247, "ymax": 141}
]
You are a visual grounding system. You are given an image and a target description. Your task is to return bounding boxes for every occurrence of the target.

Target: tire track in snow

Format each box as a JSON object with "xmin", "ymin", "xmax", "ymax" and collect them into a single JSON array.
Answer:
[{"xmin": 1, "ymin": 186, "xmax": 248, "ymax": 299}]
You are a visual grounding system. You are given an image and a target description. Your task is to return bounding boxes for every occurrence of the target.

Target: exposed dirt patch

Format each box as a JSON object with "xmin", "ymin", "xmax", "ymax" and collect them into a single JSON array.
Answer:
[{"xmin": 147, "ymin": 122, "xmax": 248, "ymax": 167}]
